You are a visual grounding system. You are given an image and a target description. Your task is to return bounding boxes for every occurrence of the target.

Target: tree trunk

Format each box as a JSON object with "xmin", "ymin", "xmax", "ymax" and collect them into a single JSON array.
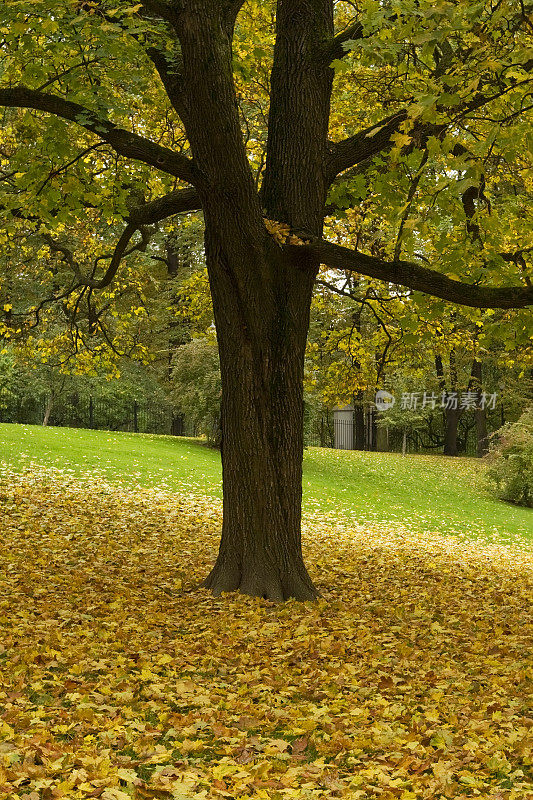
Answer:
[
  {"xmin": 43, "ymin": 395, "xmax": 53, "ymax": 426},
  {"xmin": 354, "ymin": 393, "xmax": 365, "ymax": 450},
  {"xmin": 472, "ymin": 360, "xmax": 489, "ymax": 457},
  {"xmin": 436, "ymin": 352, "xmax": 462, "ymax": 457},
  {"xmin": 169, "ymin": 0, "xmax": 332, "ymax": 600},
  {"xmin": 475, "ymin": 408, "xmax": 489, "ymax": 458},
  {"xmin": 369, "ymin": 406, "xmax": 377, "ymax": 451},
  {"xmin": 171, "ymin": 414, "xmax": 185, "ymax": 436},
  {"xmin": 203, "ymin": 236, "xmax": 318, "ymax": 601},
  {"xmin": 443, "ymin": 409, "xmax": 461, "ymax": 456},
  {"xmin": 319, "ymin": 412, "xmax": 328, "ymax": 448},
  {"xmin": 402, "ymin": 429, "xmax": 407, "ymax": 456}
]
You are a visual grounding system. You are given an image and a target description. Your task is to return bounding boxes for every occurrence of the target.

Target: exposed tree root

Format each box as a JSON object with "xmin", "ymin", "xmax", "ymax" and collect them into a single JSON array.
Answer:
[{"xmin": 203, "ymin": 554, "xmax": 318, "ymax": 601}]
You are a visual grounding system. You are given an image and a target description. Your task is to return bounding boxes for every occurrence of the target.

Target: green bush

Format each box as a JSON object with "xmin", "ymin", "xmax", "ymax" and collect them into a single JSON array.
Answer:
[{"xmin": 486, "ymin": 408, "xmax": 533, "ymax": 507}]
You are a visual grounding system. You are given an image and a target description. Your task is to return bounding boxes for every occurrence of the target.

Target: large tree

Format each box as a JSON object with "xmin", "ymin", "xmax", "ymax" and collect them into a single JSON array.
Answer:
[{"xmin": 0, "ymin": 0, "xmax": 532, "ymax": 599}]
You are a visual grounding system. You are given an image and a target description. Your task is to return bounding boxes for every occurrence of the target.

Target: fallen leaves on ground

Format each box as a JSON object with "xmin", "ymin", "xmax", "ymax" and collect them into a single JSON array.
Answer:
[{"xmin": 0, "ymin": 468, "xmax": 532, "ymax": 800}]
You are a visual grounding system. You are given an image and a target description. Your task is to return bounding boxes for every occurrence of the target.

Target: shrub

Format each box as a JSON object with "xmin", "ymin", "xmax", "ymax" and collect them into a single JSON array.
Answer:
[{"xmin": 485, "ymin": 408, "xmax": 533, "ymax": 507}]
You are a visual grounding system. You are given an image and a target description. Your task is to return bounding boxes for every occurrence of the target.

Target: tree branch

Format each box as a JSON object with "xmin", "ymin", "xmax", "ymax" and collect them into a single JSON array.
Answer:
[
  {"xmin": 326, "ymin": 111, "xmax": 409, "ymax": 182},
  {"xmin": 0, "ymin": 86, "xmax": 196, "ymax": 184},
  {"xmin": 127, "ymin": 187, "xmax": 202, "ymax": 226},
  {"xmin": 393, "ymin": 149, "xmax": 429, "ymax": 260},
  {"xmin": 322, "ymin": 19, "xmax": 364, "ymax": 63},
  {"xmin": 89, "ymin": 224, "xmax": 139, "ymax": 289},
  {"xmin": 145, "ymin": 47, "xmax": 184, "ymax": 116},
  {"xmin": 290, "ymin": 239, "xmax": 533, "ymax": 309},
  {"xmin": 140, "ymin": 0, "xmax": 177, "ymax": 23}
]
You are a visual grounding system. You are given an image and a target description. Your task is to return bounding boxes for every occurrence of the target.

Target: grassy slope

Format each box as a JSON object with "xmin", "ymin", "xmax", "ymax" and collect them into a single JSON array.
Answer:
[{"xmin": 1, "ymin": 422, "xmax": 531, "ymax": 544}]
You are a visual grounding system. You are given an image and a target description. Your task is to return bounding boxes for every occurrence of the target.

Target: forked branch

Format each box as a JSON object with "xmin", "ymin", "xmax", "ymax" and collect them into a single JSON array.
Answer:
[{"xmin": 43, "ymin": 224, "xmax": 151, "ymax": 291}]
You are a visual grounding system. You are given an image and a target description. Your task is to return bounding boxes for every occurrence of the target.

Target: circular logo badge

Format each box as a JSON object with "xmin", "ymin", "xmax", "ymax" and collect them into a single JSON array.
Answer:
[{"xmin": 375, "ymin": 390, "xmax": 396, "ymax": 411}]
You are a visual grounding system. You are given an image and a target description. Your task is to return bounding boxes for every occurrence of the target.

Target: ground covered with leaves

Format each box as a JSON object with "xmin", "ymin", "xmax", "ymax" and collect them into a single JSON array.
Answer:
[{"xmin": 1, "ymin": 468, "xmax": 532, "ymax": 800}]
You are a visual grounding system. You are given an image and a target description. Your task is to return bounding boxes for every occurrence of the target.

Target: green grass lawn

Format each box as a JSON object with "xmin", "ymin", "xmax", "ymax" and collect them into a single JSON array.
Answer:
[{"xmin": 1, "ymin": 421, "xmax": 531, "ymax": 546}]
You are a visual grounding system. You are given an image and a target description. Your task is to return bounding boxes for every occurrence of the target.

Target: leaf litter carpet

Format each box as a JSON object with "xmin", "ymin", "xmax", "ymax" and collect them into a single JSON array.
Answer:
[{"xmin": 0, "ymin": 468, "xmax": 532, "ymax": 800}]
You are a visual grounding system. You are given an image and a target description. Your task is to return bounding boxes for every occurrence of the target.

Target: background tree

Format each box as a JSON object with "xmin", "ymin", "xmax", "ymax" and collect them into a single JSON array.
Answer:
[{"xmin": 171, "ymin": 336, "xmax": 222, "ymax": 445}]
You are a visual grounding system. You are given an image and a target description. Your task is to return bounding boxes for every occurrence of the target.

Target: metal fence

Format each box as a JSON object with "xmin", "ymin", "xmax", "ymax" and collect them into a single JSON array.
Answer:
[
  {"xmin": 0, "ymin": 394, "xmax": 196, "ymax": 436},
  {"xmin": 386, "ymin": 426, "xmax": 479, "ymax": 456},
  {"xmin": 1, "ymin": 396, "xmax": 494, "ymax": 455},
  {"xmin": 305, "ymin": 416, "xmax": 487, "ymax": 456},
  {"xmin": 304, "ymin": 415, "xmax": 335, "ymax": 448}
]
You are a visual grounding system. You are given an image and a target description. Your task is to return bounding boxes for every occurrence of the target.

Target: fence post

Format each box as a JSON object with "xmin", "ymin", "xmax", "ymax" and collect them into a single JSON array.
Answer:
[
  {"xmin": 89, "ymin": 396, "xmax": 94, "ymax": 429},
  {"xmin": 133, "ymin": 400, "xmax": 138, "ymax": 433},
  {"xmin": 333, "ymin": 405, "xmax": 354, "ymax": 449}
]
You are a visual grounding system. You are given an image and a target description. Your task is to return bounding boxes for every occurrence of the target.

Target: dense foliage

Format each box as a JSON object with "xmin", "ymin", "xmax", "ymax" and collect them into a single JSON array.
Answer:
[{"xmin": 0, "ymin": 0, "xmax": 531, "ymax": 449}]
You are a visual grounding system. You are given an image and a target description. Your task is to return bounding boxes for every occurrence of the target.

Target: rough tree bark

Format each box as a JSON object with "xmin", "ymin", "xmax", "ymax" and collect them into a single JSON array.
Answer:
[
  {"xmin": 170, "ymin": 0, "xmax": 333, "ymax": 598},
  {"xmin": 204, "ymin": 239, "xmax": 318, "ymax": 599}
]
